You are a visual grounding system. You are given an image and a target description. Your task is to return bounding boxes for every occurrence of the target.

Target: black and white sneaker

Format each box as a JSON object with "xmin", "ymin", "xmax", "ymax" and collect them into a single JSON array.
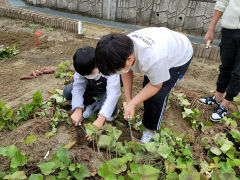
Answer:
[
  {"xmin": 210, "ymin": 104, "xmax": 228, "ymax": 122},
  {"xmin": 199, "ymin": 96, "xmax": 220, "ymax": 105}
]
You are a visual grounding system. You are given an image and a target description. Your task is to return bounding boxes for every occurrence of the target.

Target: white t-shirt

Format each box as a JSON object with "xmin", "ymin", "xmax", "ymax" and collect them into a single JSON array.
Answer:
[{"xmin": 128, "ymin": 27, "xmax": 193, "ymax": 85}]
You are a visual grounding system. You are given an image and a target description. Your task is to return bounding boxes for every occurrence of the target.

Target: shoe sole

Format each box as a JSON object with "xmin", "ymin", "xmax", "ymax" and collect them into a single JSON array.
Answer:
[
  {"xmin": 198, "ymin": 99, "xmax": 217, "ymax": 105},
  {"xmin": 210, "ymin": 116, "xmax": 220, "ymax": 122}
]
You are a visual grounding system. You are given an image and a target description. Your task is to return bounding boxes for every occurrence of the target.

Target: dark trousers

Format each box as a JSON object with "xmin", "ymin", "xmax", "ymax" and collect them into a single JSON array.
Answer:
[
  {"xmin": 142, "ymin": 59, "xmax": 191, "ymax": 131},
  {"xmin": 217, "ymin": 28, "xmax": 240, "ymax": 101}
]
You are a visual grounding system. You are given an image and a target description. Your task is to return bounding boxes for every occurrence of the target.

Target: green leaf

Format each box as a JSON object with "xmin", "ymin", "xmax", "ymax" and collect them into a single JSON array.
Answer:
[
  {"xmin": 29, "ymin": 174, "xmax": 44, "ymax": 180},
  {"xmin": 38, "ymin": 162, "xmax": 56, "ymax": 175},
  {"xmin": 57, "ymin": 170, "xmax": 68, "ymax": 178},
  {"xmin": 109, "ymin": 158, "xmax": 127, "ymax": 174},
  {"xmin": 20, "ymin": 135, "xmax": 37, "ymax": 144},
  {"xmin": 233, "ymin": 159, "xmax": 240, "ymax": 168},
  {"xmin": 200, "ymin": 161, "xmax": 209, "ymax": 174},
  {"xmin": 220, "ymin": 143, "xmax": 233, "ymax": 154},
  {"xmin": 11, "ymin": 151, "xmax": 27, "ymax": 168},
  {"xmin": 4, "ymin": 109, "xmax": 13, "ymax": 120},
  {"xmin": 128, "ymin": 163, "xmax": 160, "ymax": 180},
  {"xmin": 166, "ymin": 172, "xmax": 179, "ymax": 180},
  {"xmin": 69, "ymin": 164, "xmax": 76, "ymax": 171},
  {"xmin": 45, "ymin": 176, "xmax": 56, "ymax": 180},
  {"xmin": 3, "ymin": 171, "xmax": 26, "ymax": 180},
  {"xmin": 56, "ymin": 147, "xmax": 70, "ymax": 165},
  {"xmin": 73, "ymin": 164, "xmax": 90, "ymax": 180},
  {"xmin": 226, "ymin": 147, "xmax": 236, "ymax": 159},
  {"xmin": 32, "ymin": 90, "xmax": 43, "ymax": 106},
  {"xmin": 210, "ymin": 147, "xmax": 222, "ymax": 156},
  {"xmin": 84, "ymin": 123, "xmax": 99, "ymax": 137},
  {"xmin": 205, "ymin": 121, "xmax": 214, "ymax": 127},
  {"xmin": 229, "ymin": 129, "xmax": 240, "ymax": 142},
  {"xmin": 179, "ymin": 169, "xmax": 200, "ymax": 180},
  {"xmin": 192, "ymin": 108, "xmax": 201, "ymax": 117},
  {"xmin": 118, "ymin": 176, "xmax": 125, "ymax": 180},
  {"xmin": 0, "ymin": 145, "xmax": 18, "ymax": 157},
  {"xmin": 157, "ymin": 143, "xmax": 171, "ymax": 159},
  {"xmin": 50, "ymin": 94, "xmax": 64, "ymax": 104},
  {"xmin": 144, "ymin": 142, "xmax": 158, "ymax": 153},
  {"xmin": 98, "ymin": 162, "xmax": 117, "ymax": 180},
  {"xmin": 106, "ymin": 126, "xmax": 122, "ymax": 140},
  {"xmin": 152, "ymin": 133, "xmax": 160, "ymax": 142},
  {"xmin": 232, "ymin": 112, "xmax": 240, "ymax": 119},
  {"xmin": 44, "ymin": 132, "xmax": 55, "ymax": 138},
  {"xmin": 98, "ymin": 135, "xmax": 113, "ymax": 148}
]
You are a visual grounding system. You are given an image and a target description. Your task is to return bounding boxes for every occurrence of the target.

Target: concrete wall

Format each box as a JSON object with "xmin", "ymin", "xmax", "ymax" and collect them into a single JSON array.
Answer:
[
  {"xmin": 24, "ymin": 0, "xmax": 221, "ymax": 38},
  {"xmin": 0, "ymin": 6, "xmax": 221, "ymax": 61}
]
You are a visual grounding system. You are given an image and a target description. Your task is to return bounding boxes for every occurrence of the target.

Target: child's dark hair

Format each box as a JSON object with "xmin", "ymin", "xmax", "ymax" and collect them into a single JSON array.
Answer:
[
  {"xmin": 73, "ymin": 46, "xmax": 96, "ymax": 76},
  {"xmin": 95, "ymin": 34, "xmax": 134, "ymax": 75}
]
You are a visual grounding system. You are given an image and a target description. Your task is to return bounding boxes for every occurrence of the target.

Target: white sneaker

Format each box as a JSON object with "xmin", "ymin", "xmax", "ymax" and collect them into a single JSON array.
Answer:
[
  {"xmin": 83, "ymin": 101, "xmax": 99, "ymax": 118},
  {"xmin": 140, "ymin": 130, "xmax": 155, "ymax": 144}
]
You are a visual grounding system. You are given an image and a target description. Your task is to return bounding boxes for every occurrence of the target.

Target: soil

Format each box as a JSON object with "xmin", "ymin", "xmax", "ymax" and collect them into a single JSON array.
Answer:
[{"xmin": 0, "ymin": 16, "xmax": 239, "ymax": 176}]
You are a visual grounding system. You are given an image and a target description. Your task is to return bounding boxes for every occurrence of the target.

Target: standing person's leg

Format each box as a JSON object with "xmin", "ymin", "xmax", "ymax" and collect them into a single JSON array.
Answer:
[
  {"xmin": 215, "ymin": 29, "xmax": 238, "ymax": 102},
  {"xmin": 141, "ymin": 60, "xmax": 191, "ymax": 143},
  {"xmin": 199, "ymin": 28, "xmax": 238, "ymax": 105},
  {"xmin": 210, "ymin": 29, "xmax": 240, "ymax": 122},
  {"xmin": 223, "ymin": 31, "xmax": 240, "ymax": 104}
]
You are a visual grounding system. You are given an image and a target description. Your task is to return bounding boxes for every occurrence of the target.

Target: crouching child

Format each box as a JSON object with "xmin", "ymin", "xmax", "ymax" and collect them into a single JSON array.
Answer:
[{"xmin": 63, "ymin": 46, "xmax": 121, "ymax": 128}]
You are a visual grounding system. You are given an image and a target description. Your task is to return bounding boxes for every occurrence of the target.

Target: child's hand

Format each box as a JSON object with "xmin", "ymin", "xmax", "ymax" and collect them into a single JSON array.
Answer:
[
  {"xmin": 93, "ymin": 115, "xmax": 106, "ymax": 128},
  {"xmin": 123, "ymin": 102, "xmax": 136, "ymax": 121},
  {"xmin": 71, "ymin": 108, "xmax": 83, "ymax": 126}
]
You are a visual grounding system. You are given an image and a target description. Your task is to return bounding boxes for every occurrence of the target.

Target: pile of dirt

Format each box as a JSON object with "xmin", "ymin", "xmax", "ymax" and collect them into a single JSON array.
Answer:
[{"xmin": 0, "ymin": 30, "xmax": 54, "ymax": 51}]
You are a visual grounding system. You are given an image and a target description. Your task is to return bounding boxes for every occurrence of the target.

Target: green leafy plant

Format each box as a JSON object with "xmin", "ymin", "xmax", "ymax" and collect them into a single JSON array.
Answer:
[
  {"xmin": 29, "ymin": 24, "xmax": 38, "ymax": 30},
  {"xmin": 38, "ymin": 147, "xmax": 90, "ymax": 179},
  {"xmin": 20, "ymin": 135, "xmax": 37, "ymax": 144},
  {"xmin": 0, "ymin": 44, "xmax": 19, "ymax": 60},
  {"xmin": 0, "ymin": 146, "xmax": 90, "ymax": 179},
  {"xmin": 17, "ymin": 90, "xmax": 43, "ymax": 120},
  {"xmin": 55, "ymin": 61, "xmax": 73, "ymax": 79},
  {"xmin": 0, "ymin": 91, "xmax": 43, "ymax": 131}
]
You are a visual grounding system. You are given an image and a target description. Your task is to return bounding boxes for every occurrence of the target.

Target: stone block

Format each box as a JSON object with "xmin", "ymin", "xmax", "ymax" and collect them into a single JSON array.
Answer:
[
  {"xmin": 129, "ymin": 0, "xmax": 136, "ymax": 8},
  {"xmin": 168, "ymin": 0, "xmax": 178, "ymax": 13},
  {"xmin": 158, "ymin": 12, "xmax": 167, "ymax": 24},
  {"xmin": 67, "ymin": 0, "xmax": 78, "ymax": 11},
  {"xmin": 175, "ymin": 14, "xmax": 185, "ymax": 27},
  {"xmin": 167, "ymin": 16, "xmax": 176, "ymax": 29},
  {"xmin": 47, "ymin": 0, "xmax": 56, "ymax": 8},
  {"xmin": 205, "ymin": 2, "xmax": 214, "ymax": 18},
  {"xmin": 128, "ymin": 8, "xmax": 136, "ymax": 19},
  {"xmin": 184, "ymin": 16, "xmax": 196, "ymax": 30},
  {"xmin": 177, "ymin": 0, "xmax": 188, "ymax": 14},
  {"xmin": 159, "ymin": 0, "xmax": 169, "ymax": 11},
  {"xmin": 79, "ymin": 1, "xmax": 90, "ymax": 13},
  {"xmin": 195, "ymin": 17, "xmax": 204, "ymax": 29},
  {"xmin": 194, "ymin": 2, "xmax": 207, "ymax": 16},
  {"xmin": 37, "ymin": 0, "xmax": 46, "ymax": 5},
  {"xmin": 57, "ymin": 0, "xmax": 68, "ymax": 9}
]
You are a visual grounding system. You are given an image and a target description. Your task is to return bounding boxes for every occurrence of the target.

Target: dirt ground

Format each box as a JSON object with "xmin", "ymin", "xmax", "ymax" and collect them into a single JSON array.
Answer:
[{"xmin": 0, "ymin": 17, "xmax": 239, "ymax": 175}]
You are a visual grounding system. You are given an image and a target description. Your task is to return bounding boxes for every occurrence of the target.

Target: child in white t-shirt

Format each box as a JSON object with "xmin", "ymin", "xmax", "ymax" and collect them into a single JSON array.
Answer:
[{"xmin": 95, "ymin": 27, "xmax": 193, "ymax": 143}]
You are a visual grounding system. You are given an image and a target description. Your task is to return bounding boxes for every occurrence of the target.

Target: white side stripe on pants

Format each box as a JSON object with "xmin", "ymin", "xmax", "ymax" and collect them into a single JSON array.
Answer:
[{"xmin": 156, "ymin": 78, "xmax": 181, "ymax": 130}]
